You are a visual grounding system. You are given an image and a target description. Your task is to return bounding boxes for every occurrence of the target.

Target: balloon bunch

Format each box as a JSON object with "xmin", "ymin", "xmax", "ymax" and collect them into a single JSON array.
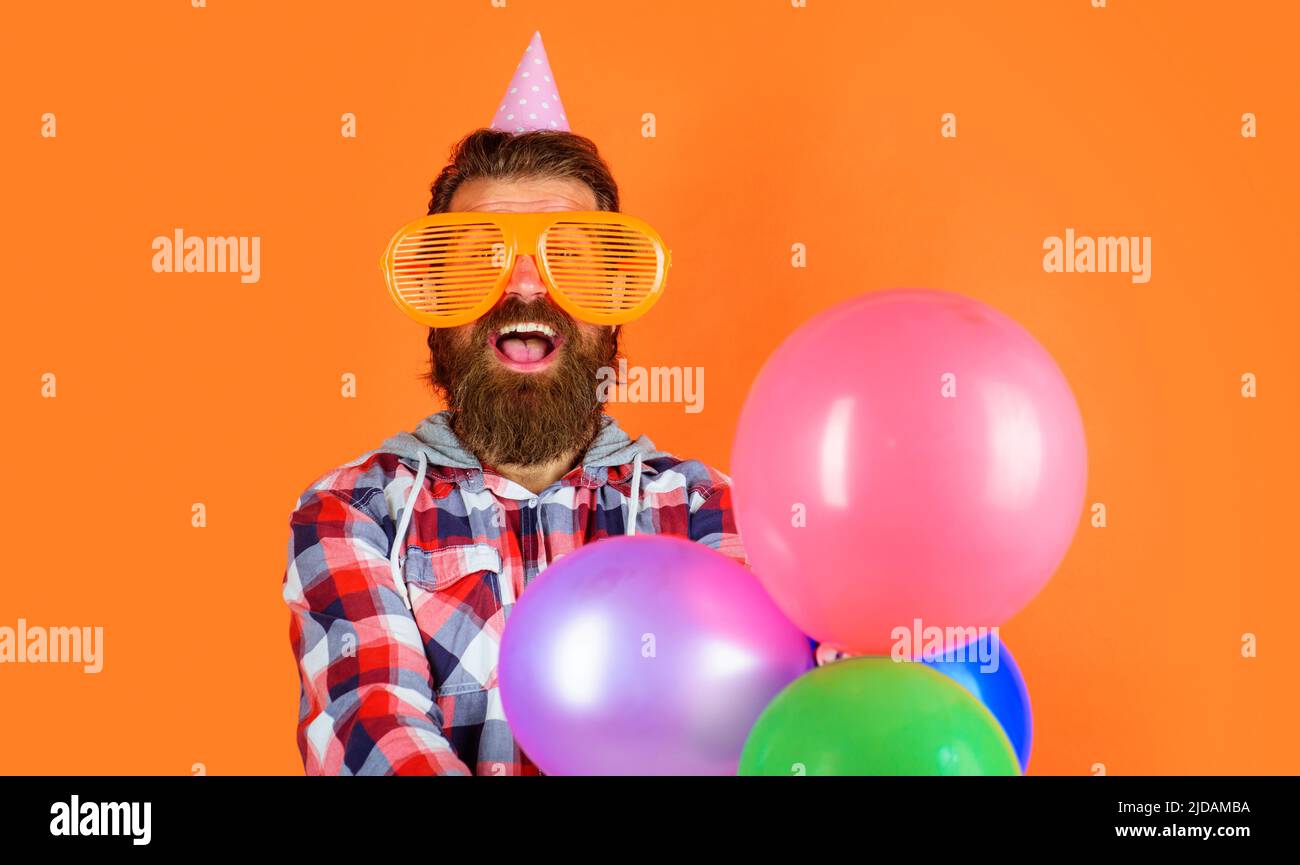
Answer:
[
  {"xmin": 499, "ymin": 288, "xmax": 1086, "ymax": 775},
  {"xmin": 732, "ymin": 289, "xmax": 1085, "ymax": 775}
]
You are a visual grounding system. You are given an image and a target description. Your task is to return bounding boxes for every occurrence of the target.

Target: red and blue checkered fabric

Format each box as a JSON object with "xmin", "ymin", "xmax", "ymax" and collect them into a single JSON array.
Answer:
[{"xmin": 283, "ymin": 424, "xmax": 748, "ymax": 775}]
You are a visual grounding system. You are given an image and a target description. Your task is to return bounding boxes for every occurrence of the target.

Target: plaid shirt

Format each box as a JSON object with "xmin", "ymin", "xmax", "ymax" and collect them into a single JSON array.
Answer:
[{"xmin": 282, "ymin": 414, "xmax": 749, "ymax": 775}]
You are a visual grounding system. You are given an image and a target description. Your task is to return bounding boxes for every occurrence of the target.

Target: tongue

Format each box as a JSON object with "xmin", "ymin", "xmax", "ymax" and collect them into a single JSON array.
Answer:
[{"xmin": 500, "ymin": 336, "xmax": 551, "ymax": 363}]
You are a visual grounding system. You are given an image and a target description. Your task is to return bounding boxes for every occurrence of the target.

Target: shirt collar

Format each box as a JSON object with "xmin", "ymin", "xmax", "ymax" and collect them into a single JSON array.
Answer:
[{"xmin": 425, "ymin": 457, "xmax": 647, "ymax": 499}]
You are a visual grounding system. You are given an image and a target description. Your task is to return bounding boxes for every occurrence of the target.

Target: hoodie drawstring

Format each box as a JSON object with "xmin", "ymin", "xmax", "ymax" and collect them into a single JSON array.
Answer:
[
  {"xmin": 389, "ymin": 450, "xmax": 429, "ymax": 611},
  {"xmin": 390, "ymin": 448, "xmax": 639, "ymax": 604},
  {"xmin": 625, "ymin": 451, "xmax": 643, "ymax": 537}
]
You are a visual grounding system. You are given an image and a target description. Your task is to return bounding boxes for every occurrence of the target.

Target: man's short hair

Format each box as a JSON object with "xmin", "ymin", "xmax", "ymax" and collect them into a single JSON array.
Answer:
[{"xmin": 427, "ymin": 128, "xmax": 621, "ymax": 215}]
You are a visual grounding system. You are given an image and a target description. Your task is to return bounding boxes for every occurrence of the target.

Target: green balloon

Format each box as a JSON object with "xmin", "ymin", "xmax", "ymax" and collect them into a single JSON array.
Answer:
[{"xmin": 739, "ymin": 658, "xmax": 1021, "ymax": 776}]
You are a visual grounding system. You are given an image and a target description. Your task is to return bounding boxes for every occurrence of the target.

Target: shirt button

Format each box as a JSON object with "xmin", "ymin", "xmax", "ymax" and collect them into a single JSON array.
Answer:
[{"xmin": 528, "ymin": 498, "xmax": 539, "ymax": 508}]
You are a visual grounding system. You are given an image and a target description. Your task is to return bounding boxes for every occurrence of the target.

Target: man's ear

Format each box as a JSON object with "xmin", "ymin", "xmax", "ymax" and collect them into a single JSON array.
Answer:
[{"xmin": 607, "ymin": 324, "xmax": 623, "ymax": 366}]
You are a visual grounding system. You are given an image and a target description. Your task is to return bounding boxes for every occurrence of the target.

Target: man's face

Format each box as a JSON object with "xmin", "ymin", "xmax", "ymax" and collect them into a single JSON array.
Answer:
[{"xmin": 428, "ymin": 176, "xmax": 619, "ymax": 467}]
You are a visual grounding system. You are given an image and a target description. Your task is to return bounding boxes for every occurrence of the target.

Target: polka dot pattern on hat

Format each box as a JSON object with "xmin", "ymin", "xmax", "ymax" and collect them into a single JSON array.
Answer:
[{"xmin": 488, "ymin": 30, "xmax": 570, "ymax": 134}]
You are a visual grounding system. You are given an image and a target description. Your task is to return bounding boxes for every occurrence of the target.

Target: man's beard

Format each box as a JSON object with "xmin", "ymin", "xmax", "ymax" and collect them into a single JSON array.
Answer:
[{"xmin": 427, "ymin": 297, "xmax": 618, "ymax": 467}]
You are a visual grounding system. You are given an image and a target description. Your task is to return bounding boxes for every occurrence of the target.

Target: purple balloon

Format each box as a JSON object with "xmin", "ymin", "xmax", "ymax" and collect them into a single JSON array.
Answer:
[{"xmin": 499, "ymin": 535, "xmax": 812, "ymax": 775}]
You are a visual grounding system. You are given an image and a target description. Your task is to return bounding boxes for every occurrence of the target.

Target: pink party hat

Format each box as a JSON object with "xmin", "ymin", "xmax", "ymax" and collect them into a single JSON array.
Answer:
[{"xmin": 489, "ymin": 30, "xmax": 571, "ymax": 134}]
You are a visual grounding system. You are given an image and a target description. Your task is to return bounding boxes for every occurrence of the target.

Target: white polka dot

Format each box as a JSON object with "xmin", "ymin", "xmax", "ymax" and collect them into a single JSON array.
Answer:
[
  {"xmin": 534, "ymin": 58, "xmax": 542, "ymax": 64},
  {"xmin": 531, "ymin": 85, "xmax": 539, "ymax": 92},
  {"xmin": 506, "ymin": 114, "xmax": 514, "ymax": 120},
  {"xmin": 542, "ymin": 102, "xmax": 549, "ymax": 108},
  {"xmin": 515, "ymin": 126, "xmax": 524, "ymax": 132},
  {"xmin": 522, "ymin": 71, "xmax": 530, "ymax": 78},
  {"xmin": 519, "ymin": 98, "xmax": 527, "ymax": 105},
  {"xmin": 552, "ymin": 93, "xmax": 559, "ymax": 99},
  {"xmin": 550, "ymin": 120, "xmax": 558, "ymax": 127},
  {"xmin": 510, "ymin": 87, "xmax": 517, "ymax": 93},
  {"xmin": 544, "ymin": 75, "xmax": 551, "ymax": 82},
  {"xmin": 529, "ymin": 113, "xmax": 537, "ymax": 119}
]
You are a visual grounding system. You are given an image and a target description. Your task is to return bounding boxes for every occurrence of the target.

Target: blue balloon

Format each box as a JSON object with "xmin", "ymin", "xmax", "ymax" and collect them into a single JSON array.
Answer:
[{"xmin": 922, "ymin": 633, "xmax": 1033, "ymax": 773}]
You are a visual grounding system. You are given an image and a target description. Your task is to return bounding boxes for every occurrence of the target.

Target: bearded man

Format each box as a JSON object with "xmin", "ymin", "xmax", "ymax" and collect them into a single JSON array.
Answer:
[{"xmin": 282, "ymin": 34, "xmax": 745, "ymax": 776}]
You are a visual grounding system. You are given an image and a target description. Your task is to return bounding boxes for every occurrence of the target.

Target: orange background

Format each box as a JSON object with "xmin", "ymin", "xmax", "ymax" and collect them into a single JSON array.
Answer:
[{"xmin": 2, "ymin": 0, "xmax": 1296, "ymax": 775}]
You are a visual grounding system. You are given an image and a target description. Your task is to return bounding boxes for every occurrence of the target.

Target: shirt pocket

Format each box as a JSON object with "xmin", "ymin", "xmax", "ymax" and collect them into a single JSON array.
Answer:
[{"xmin": 402, "ymin": 543, "xmax": 505, "ymax": 698}]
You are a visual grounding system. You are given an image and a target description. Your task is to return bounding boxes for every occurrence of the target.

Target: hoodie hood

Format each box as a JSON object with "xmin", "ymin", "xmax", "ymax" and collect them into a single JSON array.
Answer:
[{"xmin": 377, "ymin": 410, "xmax": 666, "ymax": 471}]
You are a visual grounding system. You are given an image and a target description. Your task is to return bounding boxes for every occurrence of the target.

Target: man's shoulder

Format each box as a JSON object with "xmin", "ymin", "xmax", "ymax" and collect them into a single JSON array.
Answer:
[
  {"xmin": 290, "ymin": 448, "xmax": 408, "ymax": 514},
  {"xmin": 640, "ymin": 453, "xmax": 734, "ymax": 501}
]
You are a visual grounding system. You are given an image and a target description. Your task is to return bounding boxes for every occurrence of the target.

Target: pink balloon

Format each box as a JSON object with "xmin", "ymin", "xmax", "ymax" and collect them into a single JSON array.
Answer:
[
  {"xmin": 731, "ymin": 289, "xmax": 1087, "ymax": 655},
  {"xmin": 499, "ymin": 535, "xmax": 812, "ymax": 775}
]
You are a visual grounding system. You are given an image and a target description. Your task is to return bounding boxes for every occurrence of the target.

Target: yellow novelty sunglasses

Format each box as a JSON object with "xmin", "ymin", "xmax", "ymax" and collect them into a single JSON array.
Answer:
[{"xmin": 380, "ymin": 210, "xmax": 671, "ymax": 328}]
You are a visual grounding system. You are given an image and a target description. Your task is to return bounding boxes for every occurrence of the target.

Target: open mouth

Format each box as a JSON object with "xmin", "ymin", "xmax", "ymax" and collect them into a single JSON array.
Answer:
[{"xmin": 490, "ymin": 321, "xmax": 565, "ymax": 372}]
